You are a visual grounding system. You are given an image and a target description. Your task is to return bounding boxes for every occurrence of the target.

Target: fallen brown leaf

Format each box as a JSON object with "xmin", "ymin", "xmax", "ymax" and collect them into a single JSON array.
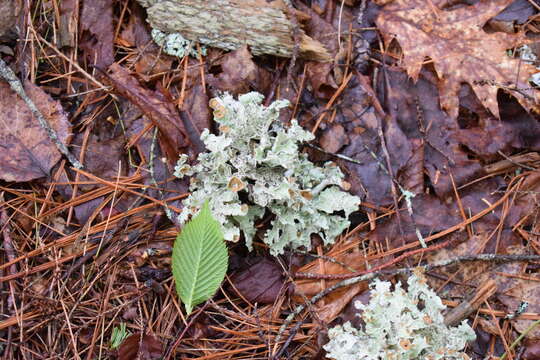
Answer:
[
  {"xmin": 523, "ymin": 338, "xmax": 540, "ymax": 360},
  {"xmin": 0, "ymin": 80, "xmax": 71, "ymax": 182},
  {"xmin": 320, "ymin": 123, "xmax": 348, "ymax": 153},
  {"xmin": 118, "ymin": 333, "xmax": 162, "ymax": 360},
  {"xmin": 107, "ymin": 63, "xmax": 189, "ymax": 164},
  {"xmin": 230, "ymin": 257, "xmax": 285, "ymax": 304},
  {"xmin": 0, "ymin": 0, "xmax": 20, "ymax": 41},
  {"xmin": 294, "ymin": 249, "xmax": 369, "ymax": 323},
  {"xmin": 377, "ymin": 0, "xmax": 539, "ymax": 119},
  {"xmin": 80, "ymin": 0, "xmax": 114, "ymax": 69},
  {"xmin": 493, "ymin": 0, "xmax": 537, "ymax": 24},
  {"xmin": 207, "ymin": 45, "xmax": 271, "ymax": 95}
]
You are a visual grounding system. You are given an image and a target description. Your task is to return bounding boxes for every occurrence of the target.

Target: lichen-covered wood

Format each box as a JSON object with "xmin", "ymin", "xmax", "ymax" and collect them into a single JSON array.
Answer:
[{"xmin": 137, "ymin": 0, "xmax": 331, "ymax": 61}]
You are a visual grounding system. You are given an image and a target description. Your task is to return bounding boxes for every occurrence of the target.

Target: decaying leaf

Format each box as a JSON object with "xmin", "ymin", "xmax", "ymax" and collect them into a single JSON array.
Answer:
[
  {"xmin": 377, "ymin": 0, "xmax": 540, "ymax": 119},
  {"xmin": 107, "ymin": 63, "xmax": 189, "ymax": 164},
  {"xmin": 0, "ymin": 80, "xmax": 71, "ymax": 182},
  {"xmin": 118, "ymin": 333, "xmax": 162, "ymax": 360},
  {"xmin": 0, "ymin": 0, "xmax": 20, "ymax": 41},
  {"xmin": 206, "ymin": 46, "xmax": 271, "ymax": 96},
  {"xmin": 294, "ymin": 249, "xmax": 370, "ymax": 323},
  {"xmin": 80, "ymin": 0, "xmax": 114, "ymax": 69},
  {"xmin": 230, "ymin": 257, "xmax": 285, "ymax": 304}
]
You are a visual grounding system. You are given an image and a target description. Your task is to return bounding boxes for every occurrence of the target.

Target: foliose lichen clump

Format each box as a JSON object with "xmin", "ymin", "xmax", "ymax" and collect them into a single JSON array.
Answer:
[
  {"xmin": 151, "ymin": 29, "xmax": 206, "ymax": 59},
  {"xmin": 324, "ymin": 272, "xmax": 476, "ymax": 360},
  {"xmin": 174, "ymin": 92, "xmax": 360, "ymax": 255}
]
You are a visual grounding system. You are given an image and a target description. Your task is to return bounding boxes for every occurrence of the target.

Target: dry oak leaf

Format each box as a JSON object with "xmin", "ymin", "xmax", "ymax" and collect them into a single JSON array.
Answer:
[{"xmin": 376, "ymin": 0, "xmax": 539, "ymax": 119}]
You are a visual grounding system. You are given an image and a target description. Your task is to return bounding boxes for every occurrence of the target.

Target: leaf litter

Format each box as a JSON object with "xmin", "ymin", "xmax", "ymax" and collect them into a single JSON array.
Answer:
[{"xmin": 1, "ymin": 0, "xmax": 540, "ymax": 359}]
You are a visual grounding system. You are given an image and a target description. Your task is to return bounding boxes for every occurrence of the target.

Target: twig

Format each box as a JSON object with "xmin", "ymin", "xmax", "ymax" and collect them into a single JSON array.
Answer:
[
  {"xmin": 0, "ymin": 198, "xmax": 18, "ymax": 297},
  {"xmin": 274, "ymin": 253, "xmax": 540, "ymax": 348},
  {"xmin": 444, "ymin": 279, "xmax": 497, "ymax": 327},
  {"xmin": 1, "ymin": 196, "xmax": 18, "ymax": 356},
  {"xmin": 252, "ymin": 304, "xmax": 270, "ymax": 350},
  {"xmin": 149, "ymin": 127, "xmax": 178, "ymax": 226},
  {"xmin": 271, "ymin": 318, "xmax": 305, "ymax": 360},
  {"xmin": 305, "ymin": 143, "xmax": 364, "ymax": 166},
  {"xmin": 0, "ymin": 58, "xmax": 83, "ymax": 169},
  {"xmin": 293, "ymin": 249, "xmax": 356, "ymax": 272},
  {"xmin": 163, "ymin": 302, "xmax": 209, "ymax": 360},
  {"xmin": 497, "ymin": 150, "xmax": 536, "ymax": 171},
  {"xmin": 500, "ymin": 319, "xmax": 540, "ymax": 360},
  {"xmin": 294, "ymin": 237, "xmax": 455, "ymax": 280}
]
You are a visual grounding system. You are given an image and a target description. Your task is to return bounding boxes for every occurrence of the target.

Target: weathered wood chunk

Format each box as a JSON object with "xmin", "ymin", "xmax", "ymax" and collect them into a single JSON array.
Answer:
[{"xmin": 137, "ymin": 0, "xmax": 331, "ymax": 61}]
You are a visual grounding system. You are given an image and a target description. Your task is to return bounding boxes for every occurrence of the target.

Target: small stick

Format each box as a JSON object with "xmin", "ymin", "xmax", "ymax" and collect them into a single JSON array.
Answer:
[
  {"xmin": 0, "ymin": 58, "xmax": 83, "ymax": 169},
  {"xmin": 0, "ymin": 199, "xmax": 18, "ymax": 308},
  {"xmin": 444, "ymin": 279, "xmax": 497, "ymax": 327},
  {"xmin": 305, "ymin": 143, "xmax": 365, "ymax": 165},
  {"xmin": 294, "ymin": 237, "xmax": 455, "ymax": 280},
  {"xmin": 500, "ymin": 318, "xmax": 540, "ymax": 360}
]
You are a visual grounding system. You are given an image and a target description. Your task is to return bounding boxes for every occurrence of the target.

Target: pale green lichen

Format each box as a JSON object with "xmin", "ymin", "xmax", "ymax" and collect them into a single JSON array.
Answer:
[
  {"xmin": 174, "ymin": 92, "xmax": 360, "ymax": 255},
  {"xmin": 151, "ymin": 29, "xmax": 206, "ymax": 58},
  {"xmin": 324, "ymin": 272, "xmax": 476, "ymax": 360},
  {"xmin": 517, "ymin": 45, "xmax": 540, "ymax": 86}
]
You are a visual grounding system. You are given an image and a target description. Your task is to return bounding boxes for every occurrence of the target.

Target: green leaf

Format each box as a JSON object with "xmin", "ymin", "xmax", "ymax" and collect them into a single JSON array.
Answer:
[{"xmin": 172, "ymin": 200, "xmax": 228, "ymax": 315}]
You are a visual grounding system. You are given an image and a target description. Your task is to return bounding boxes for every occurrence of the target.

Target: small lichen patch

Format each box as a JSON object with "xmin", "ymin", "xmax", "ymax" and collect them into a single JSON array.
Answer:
[
  {"xmin": 174, "ymin": 92, "xmax": 360, "ymax": 255},
  {"xmin": 151, "ymin": 29, "xmax": 206, "ymax": 59},
  {"xmin": 324, "ymin": 272, "xmax": 476, "ymax": 360}
]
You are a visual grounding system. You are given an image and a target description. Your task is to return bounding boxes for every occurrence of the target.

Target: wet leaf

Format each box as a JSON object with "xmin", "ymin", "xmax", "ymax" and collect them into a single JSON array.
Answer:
[
  {"xmin": 294, "ymin": 249, "xmax": 371, "ymax": 323},
  {"xmin": 0, "ymin": 80, "xmax": 71, "ymax": 182},
  {"xmin": 118, "ymin": 333, "xmax": 162, "ymax": 360},
  {"xmin": 493, "ymin": 0, "xmax": 537, "ymax": 24},
  {"xmin": 231, "ymin": 257, "xmax": 284, "ymax": 304},
  {"xmin": 80, "ymin": 0, "xmax": 114, "ymax": 69},
  {"xmin": 523, "ymin": 338, "xmax": 540, "ymax": 360},
  {"xmin": 179, "ymin": 84, "xmax": 210, "ymax": 155},
  {"xmin": 377, "ymin": 0, "xmax": 540, "ymax": 118},
  {"xmin": 107, "ymin": 63, "xmax": 189, "ymax": 164},
  {"xmin": 207, "ymin": 45, "xmax": 270, "ymax": 95},
  {"xmin": 377, "ymin": 67, "xmax": 484, "ymax": 198},
  {"xmin": 0, "ymin": 0, "xmax": 19, "ymax": 40},
  {"xmin": 72, "ymin": 134, "xmax": 126, "ymax": 188},
  {"xmin": 119, "ymin": 2, "xmax": 152, "ymax": 48},
  {"xmin": 320, "ymin": 124, "xmax": 348, "ymax": 153}
]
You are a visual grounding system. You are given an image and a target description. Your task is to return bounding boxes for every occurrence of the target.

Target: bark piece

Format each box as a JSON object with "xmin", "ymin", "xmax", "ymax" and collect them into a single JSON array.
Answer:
[{"xmin": 137, "ymin": 0, "xmax": 331, "ymax": 61}]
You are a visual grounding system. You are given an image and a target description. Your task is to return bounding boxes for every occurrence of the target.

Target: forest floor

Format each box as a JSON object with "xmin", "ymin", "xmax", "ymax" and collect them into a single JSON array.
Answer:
[{"xmin": 2, "ymin": 0, "xmax": 540, "ymax": 359}]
